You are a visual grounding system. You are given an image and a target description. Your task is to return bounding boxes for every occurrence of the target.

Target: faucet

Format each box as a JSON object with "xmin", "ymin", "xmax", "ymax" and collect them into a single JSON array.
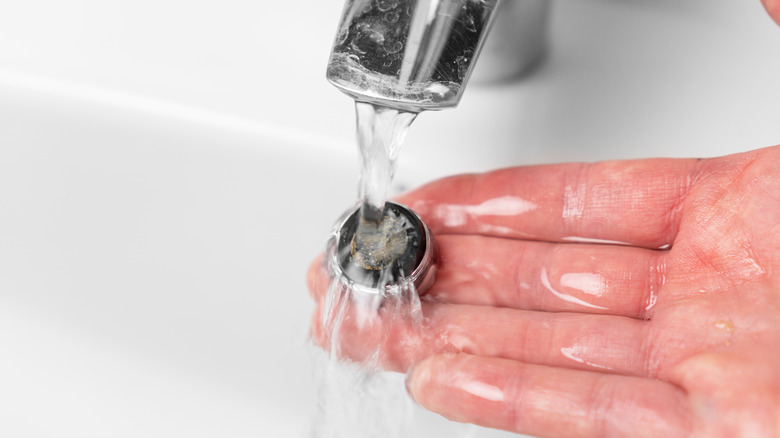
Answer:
[
  {"xmin": 326, "ymin": 0, "xmax": 550, "ymax": 113},
  {"xmin": 323, "ymin": 0, "xmax": 549, "ymax": 296}
]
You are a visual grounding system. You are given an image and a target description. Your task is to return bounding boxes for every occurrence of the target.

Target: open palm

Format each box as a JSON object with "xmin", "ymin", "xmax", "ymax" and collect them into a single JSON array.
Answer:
[{"xmin": 309, "ymin": 146, "xmax": 780, "ymax": 437}]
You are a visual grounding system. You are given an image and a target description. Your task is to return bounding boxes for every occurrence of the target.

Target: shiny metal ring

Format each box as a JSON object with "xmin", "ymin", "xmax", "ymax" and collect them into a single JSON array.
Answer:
[{"xmin": 330, "ymin": 201, "xmax": 437, "ymax": 297}]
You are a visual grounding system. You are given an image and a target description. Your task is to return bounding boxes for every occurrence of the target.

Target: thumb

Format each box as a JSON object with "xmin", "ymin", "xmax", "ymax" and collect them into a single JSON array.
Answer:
[{"xmin": 762, "ymin": 0, "xmax": 780, "ymax": 25}]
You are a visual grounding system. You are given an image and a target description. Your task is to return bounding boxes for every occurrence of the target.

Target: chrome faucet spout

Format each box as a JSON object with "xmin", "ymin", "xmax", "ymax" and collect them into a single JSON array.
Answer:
[{"xmin": 326, "ymin": 0, "xmax": 502, "ymax": 112}]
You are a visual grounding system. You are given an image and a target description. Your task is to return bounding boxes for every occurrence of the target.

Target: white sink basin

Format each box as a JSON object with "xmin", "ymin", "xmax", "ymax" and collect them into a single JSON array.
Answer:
[
  {"xmin": 0, "ymin": 1, "xmax": 778, "ymax": 437},
  {"xmin": 0, "ymin": 83, "xmax": 351, "ymax": 436},
  {"xmin": 0, "ymin": 75, "xmax": 515, "ymax": 438}
]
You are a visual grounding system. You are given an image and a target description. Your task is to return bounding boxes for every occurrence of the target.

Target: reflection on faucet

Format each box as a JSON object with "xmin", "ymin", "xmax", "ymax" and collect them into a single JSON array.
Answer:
[
  {"xmin": 326, "ymin": 0, "xmax": 551, "ymax": 112},
  {"xmin": 326, "ymin": 0, "xmax": 500, "ymax": 112}
]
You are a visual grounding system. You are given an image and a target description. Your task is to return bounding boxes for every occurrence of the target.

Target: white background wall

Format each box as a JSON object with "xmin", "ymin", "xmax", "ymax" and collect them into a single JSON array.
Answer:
[{"xmin": 1, "ymin": 0, "xmax": 778, "ymax": 182}]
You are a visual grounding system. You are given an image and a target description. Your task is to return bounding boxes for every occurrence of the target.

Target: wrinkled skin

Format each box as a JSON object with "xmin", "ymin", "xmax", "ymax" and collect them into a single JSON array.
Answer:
[{"xmin": 309, "ymin": 145, "xmax": 780, "ymax": 437}]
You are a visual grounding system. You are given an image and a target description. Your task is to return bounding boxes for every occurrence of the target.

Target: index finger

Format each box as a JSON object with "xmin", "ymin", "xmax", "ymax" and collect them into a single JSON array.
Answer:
[
  {"xmin": 396, "ymin": 158, "xmax": 698, "ymax": 249},
  {"xmin": 408, "ymin": 353, "xmax": 691, "ymax": 438}
]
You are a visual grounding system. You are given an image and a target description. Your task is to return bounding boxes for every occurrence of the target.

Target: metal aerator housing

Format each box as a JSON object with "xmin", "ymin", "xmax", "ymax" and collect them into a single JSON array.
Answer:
[{"xmin": 331, "ymin": 201, "xmax": 437, "ymax": 296}]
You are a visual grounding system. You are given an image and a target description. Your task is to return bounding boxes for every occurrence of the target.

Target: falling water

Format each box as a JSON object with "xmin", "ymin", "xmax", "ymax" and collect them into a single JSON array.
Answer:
[
  {"xmin": 310, "ymin": 102, "xmax": 423, "ymax": 437},
  {"xmin": 355, "ymin": 102, "xmax": 417, "ymax": 223},
  {"xmin": 311, "ymin": 267, "xmax": 423, "ymax": 438}
]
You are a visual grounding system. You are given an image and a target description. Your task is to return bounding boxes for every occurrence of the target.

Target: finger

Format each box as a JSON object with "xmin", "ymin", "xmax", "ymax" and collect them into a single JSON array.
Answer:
[
  {"xmin": 407, "ymin": 353, "xmax": 690, "ymax": 438},
  {"xmin": 429, "ymin": 235, "xmax": 666, "ymax": 318},
  {"xmin": 396, "ymin": 158, "xmax": 697, "ymax": 249},
  {"xmin": 308, "ymin": 229, "xmax": 668, "ymax": 319},
  {"xmin": 423, "ymin": 304, "xmax": 653, "ymax": 377},
  {"xmin": 307, "ymin": 255, "xmax": 327, "ymax": 301},
  {"xmin": 309, "ymin": 296, "xmax": 429, "ymax": 371},
  {"xmin": 311, "ymin": 297, "xmax": 655, "ymax": 377},
  {"xmin": 762, "ymin": 0, "xmax": 780, "ymax": 25}
]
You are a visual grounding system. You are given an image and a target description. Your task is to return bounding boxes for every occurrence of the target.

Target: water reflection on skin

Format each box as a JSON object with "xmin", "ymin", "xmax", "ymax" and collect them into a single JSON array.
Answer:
[
  {"xmin": 645, "ymin": 265, "xmax": 662, "ymax": 313},
  {"xmin": 561, "ymin": 236, "xmax": 632, "ymax": 246},
  {"xmin": 433, "ymin": 196, "xmax": 537, "ymax": 228},
  {"xmin": 540, "ymin": 266, "xmax": 607, "ymax": 310},
  {"xmin": 560, "ymin": 343, "xmax": 613, "ymax": 371},
  {"xmin": 562, "ymin": 183, "xmax": 586, "ymax": 222},
  {"xmin": 559, "ymin": 272, "xmax": 607, "ymax": 298},
  {"xmin": 451, "ymin": 370, "xmax": 506, "ymax": 403}
]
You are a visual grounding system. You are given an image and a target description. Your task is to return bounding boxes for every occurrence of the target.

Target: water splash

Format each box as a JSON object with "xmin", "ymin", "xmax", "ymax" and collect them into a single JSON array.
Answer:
[
  {"xmin": 312, "ymin": 99, "xmax": 424, "ymax": 438},
  {"xmin": 540, "ymin": 267, "xmax": 607, "ymax": 310},
  {"xmin": 311, "ymin": 228, "xmax": 424, "ymax": 438}
]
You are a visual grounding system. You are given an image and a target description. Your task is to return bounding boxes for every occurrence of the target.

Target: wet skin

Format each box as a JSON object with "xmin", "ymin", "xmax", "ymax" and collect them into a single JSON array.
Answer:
[{"xmin": 309, "ymin": 145, "xmax": 780, "ymax": 437}]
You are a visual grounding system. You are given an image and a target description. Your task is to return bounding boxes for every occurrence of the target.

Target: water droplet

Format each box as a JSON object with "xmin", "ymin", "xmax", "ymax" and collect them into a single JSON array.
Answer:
[
  {"xmin": 377, "ymin": 0, "xmax": 398, "ymax": 12},
  {"xmin": 350, "ymin": 39, "xmax": 367, "ymax": 55},
  {"xmin": 455, "ymin": 54, "xmax": 471, "ymax": 79},
  {"xmin": 463, "ymin": 14, "xmax": 476, "ymax": 33},
  {"xmin": 384, "ymin": 11, "xmax": 400, "ymax": 24},
  {"xmin": 336, "ymin": 28, "xmax": 349, "ymax": 45},
  {"xmin": 384, "ymin": 40, "xmax": 403, "ymax": 54}
]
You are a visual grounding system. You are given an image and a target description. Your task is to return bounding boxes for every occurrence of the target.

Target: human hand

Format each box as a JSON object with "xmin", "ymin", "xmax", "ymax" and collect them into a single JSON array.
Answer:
[{"xmin": 309, "ymin": 145, "xmax": 780, "ymax": 437}]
